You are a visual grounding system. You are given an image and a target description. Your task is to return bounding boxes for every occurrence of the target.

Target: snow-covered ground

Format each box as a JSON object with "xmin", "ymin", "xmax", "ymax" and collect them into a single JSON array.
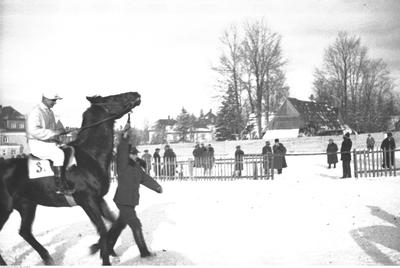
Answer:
[{"xmin": 1, "ymin": 154, "xmax": 400, "ymax": 265}]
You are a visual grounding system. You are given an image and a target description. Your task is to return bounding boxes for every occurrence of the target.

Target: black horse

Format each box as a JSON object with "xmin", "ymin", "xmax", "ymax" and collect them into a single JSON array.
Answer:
[{"xmin": 0, "ymin": 92, "xmax": 141, "ymax": 265}]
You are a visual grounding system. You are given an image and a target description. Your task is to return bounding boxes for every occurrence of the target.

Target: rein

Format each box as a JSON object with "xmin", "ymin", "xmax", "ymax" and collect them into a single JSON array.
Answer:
[{"xmin": 61, "ymin": 105, "xmax": 131, "ymax": 135}]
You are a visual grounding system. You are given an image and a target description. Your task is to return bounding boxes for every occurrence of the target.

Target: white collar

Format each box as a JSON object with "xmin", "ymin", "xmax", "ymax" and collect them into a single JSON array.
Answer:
[{"xmin": 39, "ymin": 102, "xmax": 51, "ymax": 111}]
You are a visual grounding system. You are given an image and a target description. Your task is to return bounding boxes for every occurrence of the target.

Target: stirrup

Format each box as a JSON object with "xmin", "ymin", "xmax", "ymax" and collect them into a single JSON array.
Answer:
[{"xmin": 56, "ymin": 186, "xmax": 76, "ymax": 195}]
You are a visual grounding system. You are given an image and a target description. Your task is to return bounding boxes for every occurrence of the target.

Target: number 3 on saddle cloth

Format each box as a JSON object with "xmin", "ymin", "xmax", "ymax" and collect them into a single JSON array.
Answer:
[{"xmin": 28, "ymin": 145, "xmax": 77, "ymax": 179}]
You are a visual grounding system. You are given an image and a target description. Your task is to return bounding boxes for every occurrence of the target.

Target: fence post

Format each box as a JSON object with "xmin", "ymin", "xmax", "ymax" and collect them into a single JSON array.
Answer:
[
  {"xmin": 271, "ymin": 153, "xmax": 274, "ymax": 180},
  {"xmin": 353, "ymin": 149, "xmax": 358, "ymax": 178},
  {"xmin": 253, "ymin": 160, "xmax": 258, "ymax": 180},
  {"xmin": 394, "ymin": 149, "xmax": 397, "ymax": 177},
  {"xmin": 189, "ymin": 159, "xmax": 193, "ymax": 180},
  {"xmin": 371, "ymin": 149, "xmax": 375, "ymax": 177}
]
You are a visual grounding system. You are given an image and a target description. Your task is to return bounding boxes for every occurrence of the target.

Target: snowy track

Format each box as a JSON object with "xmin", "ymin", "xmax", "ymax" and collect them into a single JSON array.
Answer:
[{"xmin": 1, "ymin": 155, "xmax": 400, "ymax": 265}]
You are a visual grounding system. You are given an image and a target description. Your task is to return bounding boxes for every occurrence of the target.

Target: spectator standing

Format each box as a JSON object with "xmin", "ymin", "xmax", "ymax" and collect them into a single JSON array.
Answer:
[
  {"xmin": 272, "ymin": 139, "xmax": 287, "ymax": 174},
  {"xmin": 204, "ymin": 144, "xmax": 215, "ymax": 175},
  {"xmin": 262, "ymin": 141, "xmax": 272, "ymax": 175},
  {"xmin": 200, "ymin": 143, "xmax": 207, "ymax": 167},
  {"xmin": 234, "ymin": 145, "xmax": 244, "ymax": 177},
  {"xmin": 381, "ymin": 132, "xmax": 396, "ymax": 168},
  {"xmin": 340, "ymin": 132, "xmax": 352, "ymax": 178},
  {"xmin": 163, "ymin": 145, "xmax": 177, "ymax": 178},
  {"xmin": 142, "ymin": 149, "xmax": 152, "ymax": 174},
  {"xmin": 153, "ymin": 148, "xmax": 161, "ymax": 177},
  {"xmin": 366, "ymin": 134, "xmax": 375, "ymax": 151},
  {"xmin": 192, "ymin": 143, "xmax": 202, "ymax": 168},
  {"xmin": 326, "ymin": 139, "xmax": 338, "ymax": 169}
]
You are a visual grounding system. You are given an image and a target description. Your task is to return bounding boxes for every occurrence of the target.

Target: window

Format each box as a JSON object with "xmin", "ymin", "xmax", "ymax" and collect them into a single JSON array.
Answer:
[
  {"xmin": 11, "ymin": 149, "xmax": 16, "ymax": 155},
  {"xmin": 2, "ymin": 136, "xmax": 8, "ymax": 143},
  {"xmin": 1, "ymin": 150, "xmax": 5, "ymax": 156},
  {"xmin": 18, "ymin": 122, "xmax": 25, "ymax": 129},
  {"xmin": 9, "ymin": 121, "xmax": 17, "ymax": 129}
]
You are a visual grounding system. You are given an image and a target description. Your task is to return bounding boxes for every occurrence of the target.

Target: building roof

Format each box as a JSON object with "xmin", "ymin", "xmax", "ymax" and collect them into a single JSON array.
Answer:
[
  {"xmin": 287, "ymin": 98, "xmax": 343, "ymax": 130},
  {"xmin": 268, "ymin": 98, "xmax": 344, "ymax": 132},
  {"xmin": 0, "ymin": 105, "xmax": 25, "ymax": 129},
  {"xmin": 0, "ymin": 106, "xmax": 24, "ymax": 120},
  {"xmin": 156, "ymin": 119, "xmax": 177, "ymax": 126}
]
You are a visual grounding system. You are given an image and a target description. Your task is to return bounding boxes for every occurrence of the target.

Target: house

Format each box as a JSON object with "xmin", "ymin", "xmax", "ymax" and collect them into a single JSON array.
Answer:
[
  {"xmin": 0, "ymin": 105, "xmax": 27, "ymax": 158},
  {"xmin": 264, "ymin": 98, "xmax": 345, "ymax": 139},
  {"xmin": 148, "ymin": 110, "xmax": 217, "ymax": 144}
]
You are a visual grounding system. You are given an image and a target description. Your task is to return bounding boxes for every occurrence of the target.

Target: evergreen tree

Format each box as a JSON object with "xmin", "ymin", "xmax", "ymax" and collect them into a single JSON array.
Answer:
[
  {"xmin": 216, "ymin": 87, "xmax": 244, "ymax": 140},
  {"xmin": 176, "ymin": 107, "xmax": 193, "ymax": 142}
]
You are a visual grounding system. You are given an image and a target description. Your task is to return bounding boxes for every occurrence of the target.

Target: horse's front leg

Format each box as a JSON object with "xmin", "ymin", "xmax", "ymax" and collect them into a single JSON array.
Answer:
[
  {"xmin": 14, "ymin": 199, "xmax": 54, "ymax": 265},
  {"xmin": 78, "ymin": 197, "xmax": 110, "ymax": 265}
]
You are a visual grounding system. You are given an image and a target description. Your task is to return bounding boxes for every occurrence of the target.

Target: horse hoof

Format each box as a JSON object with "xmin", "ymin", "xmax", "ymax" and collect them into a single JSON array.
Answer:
[
  {"xmin": 44, "ymin": 257, "xmax": 55, "ymax": 265},
  {"xmin": 141, "ymin": 252, "xmax": 156, "ymax": 258},
  {"xmin": 109, "ymin": 249, "xmax": 117, "ymax": 257}
]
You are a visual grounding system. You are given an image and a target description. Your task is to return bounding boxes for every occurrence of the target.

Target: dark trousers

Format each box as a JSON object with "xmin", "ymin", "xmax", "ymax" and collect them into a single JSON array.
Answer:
[
  {"xmin": 108, "ymin": 204, "xmax": 142, "ymax": 245},
  {"xmin": 277, "ymin": 169, "xmax": 282, "ymax": 174},
  {"xmin": 342, "ymin": 160, "xmax": 351, "ymax": 178}
]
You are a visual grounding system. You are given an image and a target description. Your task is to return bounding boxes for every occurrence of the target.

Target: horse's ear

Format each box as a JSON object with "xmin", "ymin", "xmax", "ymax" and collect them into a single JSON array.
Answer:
[{"xmin": 86, "ymin": 95, "xmax": 101, "ymax": 103}]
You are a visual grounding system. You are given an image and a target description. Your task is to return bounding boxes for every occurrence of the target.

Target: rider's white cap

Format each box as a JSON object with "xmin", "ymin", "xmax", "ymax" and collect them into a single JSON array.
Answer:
[{"xmin": 42, "ymin": 91, "xmax": 62, "ymax": 100}]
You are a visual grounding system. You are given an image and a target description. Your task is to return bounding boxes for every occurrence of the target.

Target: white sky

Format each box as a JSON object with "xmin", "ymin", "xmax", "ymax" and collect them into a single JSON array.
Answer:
[{"xmin": 1, "ymin": 0, "xmax": 399, "ymax": 128}]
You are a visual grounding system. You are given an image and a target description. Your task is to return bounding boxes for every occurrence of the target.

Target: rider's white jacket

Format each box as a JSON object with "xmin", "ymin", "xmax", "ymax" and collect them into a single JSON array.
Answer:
[
  {"xmin": 26, "ymin": 103, "xmax": 64, "ymax": 166},
  {"xmin": 26, "ymin": 103, "xmax": 58, "ymax": 141}
]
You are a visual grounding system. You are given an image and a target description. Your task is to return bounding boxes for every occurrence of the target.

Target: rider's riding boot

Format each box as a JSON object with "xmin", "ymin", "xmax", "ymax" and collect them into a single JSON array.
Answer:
[
  {"xmin": 132, "ymin": 228, "xmax": 154, "ymax": 258},
  {"xmin": 54, "ymin": 166, "xmax": 75, "ymax": 195}
]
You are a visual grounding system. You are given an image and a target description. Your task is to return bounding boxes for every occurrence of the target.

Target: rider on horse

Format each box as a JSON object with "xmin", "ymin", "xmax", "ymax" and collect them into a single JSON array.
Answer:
[{"xmin": 26, "ymin": 92, "xmax": 75, "ymax": 195}]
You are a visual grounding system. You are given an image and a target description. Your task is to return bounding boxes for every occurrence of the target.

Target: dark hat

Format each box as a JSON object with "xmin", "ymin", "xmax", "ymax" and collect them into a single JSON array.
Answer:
[
  {"xmin": 129, "ymin": 146, "xmax": 140, "ymax": 155},
  {"xmin": 274, "ymin": 138, "xmax": 279, "ymax": 143},
  {"xmin": 155, "ymin": 148, "xmax": 160, "ymax": 151},
  {"xmin": 265, "ymin": 141, "xmax": 270, "ymax": 145},
  {"xmin": 236, "ymin": 145, "xmax": 240, "ymax": 148},
  {"xmin": 144, "ymin": 149, "xmax": 149, "ymax": 152}
]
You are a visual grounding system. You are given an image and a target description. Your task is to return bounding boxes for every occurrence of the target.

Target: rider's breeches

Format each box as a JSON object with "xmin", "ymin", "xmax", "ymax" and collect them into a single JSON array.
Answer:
[{"xmin": 28, "ymin": 139, "xmax": 64, "ymax": 166}]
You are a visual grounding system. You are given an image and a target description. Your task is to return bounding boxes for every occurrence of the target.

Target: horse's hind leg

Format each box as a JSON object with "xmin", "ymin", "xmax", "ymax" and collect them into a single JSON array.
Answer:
[{"xmin": 14, "ymin": 199, "xmax": 54, "ymax": 265}]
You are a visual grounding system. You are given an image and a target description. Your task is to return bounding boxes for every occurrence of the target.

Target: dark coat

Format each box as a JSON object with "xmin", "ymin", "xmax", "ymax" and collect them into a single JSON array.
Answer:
[
  {"xmin": 262, "ymin": 145, "xmax": 272, "ymax": 170},
  {"xmin": 273, "ymin": 143, "xmax": 287, "ymax": 169},
  {"xmin": 381, "ymin": 136, "xmax": 396, "ymax": 167},
  {"xmin": 326, "ymin": 142, "xmax": 338, "ymax": 164},
  {"xmin": 340, "ymin": 137, "xmax": 352, "ymax": 161},
  {"xmin": 192, "ymin": 147, "xmax": 202, "ymax": 167},
  {"xmin": 114, "ymin": 135, "xmax": 161, "ymax": 206},
  {"xmin": 234, "ymin": 149, "xmax": 244, "ymax": 171}
]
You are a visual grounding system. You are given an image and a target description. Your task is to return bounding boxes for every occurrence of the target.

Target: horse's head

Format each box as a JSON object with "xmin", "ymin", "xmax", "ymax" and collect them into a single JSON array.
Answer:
[{"xmin": 86, "ymin": 92, "xmax": 141, "ymax": 119}]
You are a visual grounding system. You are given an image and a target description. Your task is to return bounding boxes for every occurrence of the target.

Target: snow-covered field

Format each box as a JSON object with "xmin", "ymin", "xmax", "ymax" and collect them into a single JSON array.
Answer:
[{"xmin": 1, "ymin": 154, "xmax": 400, "ymax": 265}]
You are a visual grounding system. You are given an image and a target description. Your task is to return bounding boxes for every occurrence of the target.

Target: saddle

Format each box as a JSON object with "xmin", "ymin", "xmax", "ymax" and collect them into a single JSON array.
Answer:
[{"xmin": 28, "ymin": 145, "xmax": 77, "ymax": 179}]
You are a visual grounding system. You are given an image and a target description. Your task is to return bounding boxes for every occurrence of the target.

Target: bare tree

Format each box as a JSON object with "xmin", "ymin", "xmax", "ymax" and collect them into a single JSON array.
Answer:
[
  {"xmin": 213, "ymin": 25, "xmax": 245, "ymax": 137},
  {"xmin": 241, "ymin": 19, "xmax": 288, "ymax": 137},
  {"xmin": 313, "ymin": 31, "xmax": 397, "ymax": 132}
]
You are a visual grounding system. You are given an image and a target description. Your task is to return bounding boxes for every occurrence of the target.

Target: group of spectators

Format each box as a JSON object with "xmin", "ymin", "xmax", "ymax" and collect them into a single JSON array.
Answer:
[
  {"xmin": 326, "ymin": 132, "xmax": 396, "ymax": 178},
  {"xmin": 233, "ymin": 138, "xmax": 288, "ymax": 178},
  {"xmin": 137, "ymin": 145, "xmax": 177, "ymax": 177}
]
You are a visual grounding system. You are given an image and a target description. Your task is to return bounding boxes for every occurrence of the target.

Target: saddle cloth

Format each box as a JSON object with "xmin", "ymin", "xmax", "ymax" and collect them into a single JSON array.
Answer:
[{"xmin": 28, "ymin": 146, "xmax": 77, "ymax": 179}]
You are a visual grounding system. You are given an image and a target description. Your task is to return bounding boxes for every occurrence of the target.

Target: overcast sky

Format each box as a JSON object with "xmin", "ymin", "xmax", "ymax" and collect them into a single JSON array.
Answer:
[{"xmin": 1, "ymin": 0, "xmax": 399, "ymax": 128}]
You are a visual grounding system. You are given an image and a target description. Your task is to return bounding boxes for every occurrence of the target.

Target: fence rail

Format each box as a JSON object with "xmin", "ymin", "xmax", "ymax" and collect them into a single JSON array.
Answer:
[
  {"xmin": 353, "ymin": 148, "xmax": 399, "ymax": 178},
  {"xmin": 110, "ymin": 155, "xmax": 275, "ymax": 181},
  {"xmin": 108, "ymin": 149, "xmax": 399, "ymax": 180}
]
